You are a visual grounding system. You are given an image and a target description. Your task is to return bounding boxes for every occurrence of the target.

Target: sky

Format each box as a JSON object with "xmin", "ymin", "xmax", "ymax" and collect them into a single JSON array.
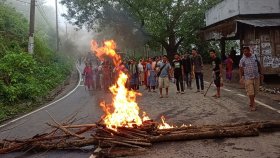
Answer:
[
  {"xmin": 44, "ymin": 0, "xmax": 67, "ymax": 23},
  {"xmin": 44, "ymin": 0, "xmax": 95, "ymax": 53}
]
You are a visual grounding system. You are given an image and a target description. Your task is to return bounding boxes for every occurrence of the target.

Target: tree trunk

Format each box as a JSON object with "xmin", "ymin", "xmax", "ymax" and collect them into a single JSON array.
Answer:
[
  {"xmin": 165, "ymin": 46, "xmax": 177, "ymax": 61},
  {"xmin": 161, "ymin": 37, "xmax": 184, "ymax": 61}
]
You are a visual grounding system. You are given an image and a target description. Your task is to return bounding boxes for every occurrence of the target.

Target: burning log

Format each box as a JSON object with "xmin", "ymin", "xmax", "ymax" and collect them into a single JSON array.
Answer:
[{"xmin": 1, "ymin": 121, "xmax": 280, "ymax": 156}]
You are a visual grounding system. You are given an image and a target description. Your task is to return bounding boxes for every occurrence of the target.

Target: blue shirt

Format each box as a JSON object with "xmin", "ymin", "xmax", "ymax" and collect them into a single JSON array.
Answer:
[
  {"xmin": 239, "ymin": 55, "xmax": 259, "ymax": 80},
  {"xmin": 157, "ymin": 62, "xmax": 171, "ymax": 78}
]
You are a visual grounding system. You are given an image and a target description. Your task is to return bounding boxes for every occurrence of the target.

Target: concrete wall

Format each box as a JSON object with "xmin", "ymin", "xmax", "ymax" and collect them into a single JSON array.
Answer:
[
  {"xmin": 205, "ymin": 0, "xmax": 239, "ymax": 26},
  {"xmin": 206, "ymin": 0, "xmax": 280, "ymax": 26},
  {"xmin": 239, "ymin": 0, "xmax": 280, "ymax": 15}
]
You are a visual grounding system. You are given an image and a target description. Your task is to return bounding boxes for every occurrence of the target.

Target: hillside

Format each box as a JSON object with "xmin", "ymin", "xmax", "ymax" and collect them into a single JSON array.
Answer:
[{"xmin": 0, "ymin": 3, "xmax": 72, "ymax": 122}]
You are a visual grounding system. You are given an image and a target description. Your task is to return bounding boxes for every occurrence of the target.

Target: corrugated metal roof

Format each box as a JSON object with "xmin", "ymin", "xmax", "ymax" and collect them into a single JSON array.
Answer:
[{"xmin": 237, "ymin": 19, "xmax": 280, "ymax": 27}]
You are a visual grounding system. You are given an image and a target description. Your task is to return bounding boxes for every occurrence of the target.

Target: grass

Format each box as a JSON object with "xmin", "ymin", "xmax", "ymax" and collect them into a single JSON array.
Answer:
[{"xmin": 0, "ymin": 102, "xmax": 33, "ymax": 123}]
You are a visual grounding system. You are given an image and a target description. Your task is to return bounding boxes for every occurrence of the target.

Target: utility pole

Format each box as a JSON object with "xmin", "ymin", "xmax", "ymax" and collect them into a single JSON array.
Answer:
[
  {"xmin": 28, "ymin": 0, "xmax": 36, "ymax": 54},
  {"xmin": 55, "ymin": 0, "xmax": 59, "ymax": 52}
]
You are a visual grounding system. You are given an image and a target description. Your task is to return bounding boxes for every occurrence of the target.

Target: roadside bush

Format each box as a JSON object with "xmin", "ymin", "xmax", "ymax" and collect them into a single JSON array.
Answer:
[
  {"xmin": 0, "ymin": 3, "xmax": 73, "ymax": 121},
  {"xmin": 0, "ymin": 52, "xmax": 38, "ymax": 102}
]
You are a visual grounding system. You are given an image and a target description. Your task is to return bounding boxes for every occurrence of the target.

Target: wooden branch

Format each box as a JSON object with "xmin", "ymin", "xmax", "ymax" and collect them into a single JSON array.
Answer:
[
  {"xmin": 62, "ymin": 124, "xmax": 97, "ymax": 129},
  {"xmin": 150, "ymin": 127, "xmax": 259, "ymax": 143},
  {"xmin": 31, "ymin": 138, "xmax": 98, "ymax": 150},
  {"xmin": 117, "ymin": 127, "xmax": 148, "ymax": 134},
  {"xmin": 103, "ymin": 140, "xmax": 144, "ymax": 149},
  {"xmin": 1, "ymin": 120, "xmax": 280, "ymax": 155},
  {"xmin": 103, "ymin": 128, "xmax": 140, "ymax": 139},
  {"xmin": 0, "ymin": 143, "xmax": 25, "ymax": 154},
  {"xmin": 92, "ymin": 136, "xmax": 149, "ymax": 143},
  {"xmin": 47, "ymin": 123, "xmax": 84, "ymax": 139},
  {"xmin": 117, "ymin": 128, "xmax": 150, "ymax": 139}
]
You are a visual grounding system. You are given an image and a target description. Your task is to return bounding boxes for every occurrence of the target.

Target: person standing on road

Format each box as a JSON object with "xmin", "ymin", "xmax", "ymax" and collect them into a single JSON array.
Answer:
[
  {"xmin": 191, "ymin": 48, "xmax": 204, "ymax": 93},
  {"xmin": 182, "ymin": 53, "xmax": 193, "ymax": 89},
  {"xmin": 97, "ymin": 63, "xmax": 103, "ymax": 90},
  {"xmin": 157, "ymin": 55, "xmax": 172, "ymax": 98},
  {"xmin": 172, "ymin": 53, "xmax": 184, "ymax": 94},
  {"xmin": 146, "ymin": 57, "xmax": 156, "ymax": 92},
  {"xmin": 225, "ymin": 55, "xmax": 234, "ymax": 82},
  {"xmin": 138, "ymin": 59, "xmax": 144, "ymax": 86},
  {"xmin": 210, "ymin": 49, "xmax": 223, "ymax": 98},
  {"xmin": 83, "ymin": 62, "xmax": 94, "ymax": 91},
  {"xmin": 102, "ymin": 60, "xmax": 111, "ymax": 92},
  {"xmin": 239, "ymin": 46, "xmax": 263, "ymax": 111},
  {"xmin": 128, "ymin": 59, "xmax": 139, "ymax": 91}
]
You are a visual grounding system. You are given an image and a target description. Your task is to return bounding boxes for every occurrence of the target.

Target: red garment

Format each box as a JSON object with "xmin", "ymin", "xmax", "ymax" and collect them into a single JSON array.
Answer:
[
  {"xmin": 102, "ymin": 64, "xmax": 111, "ymax": 91},
  {"xmin": 225, "ymin": 58, "xmax": 233, "ymax": 72},
  {"xmin": 83, "ymin": 66, "xmax": 93, "ymax": 89}
]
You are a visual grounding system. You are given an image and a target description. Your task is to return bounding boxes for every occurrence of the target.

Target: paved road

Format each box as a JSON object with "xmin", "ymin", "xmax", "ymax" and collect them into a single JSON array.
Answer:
[{"xmin": 1, "ymin": 65, "xmax": 280, "ymax": 158}]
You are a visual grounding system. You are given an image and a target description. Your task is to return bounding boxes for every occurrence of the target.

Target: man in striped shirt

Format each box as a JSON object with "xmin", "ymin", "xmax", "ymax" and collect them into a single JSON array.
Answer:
[{"xmin": 239, "ymin": 46, "xmax": 263, "ymax": 111}]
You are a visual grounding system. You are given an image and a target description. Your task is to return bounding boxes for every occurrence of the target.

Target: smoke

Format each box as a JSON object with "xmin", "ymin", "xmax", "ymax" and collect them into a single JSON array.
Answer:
[
  {"xmin": 59, "ymin": 25, "xmax": 96, "ymax": 57},
  {"xmin": 94, "ymin": 4, "xmax": 149, "ymax": 53}
]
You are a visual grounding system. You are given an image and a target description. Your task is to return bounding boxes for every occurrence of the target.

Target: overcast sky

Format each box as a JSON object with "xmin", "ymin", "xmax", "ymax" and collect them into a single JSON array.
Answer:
[{"xmin": 44, "ymin": 0, "xmax": 66, "ymax": 23}]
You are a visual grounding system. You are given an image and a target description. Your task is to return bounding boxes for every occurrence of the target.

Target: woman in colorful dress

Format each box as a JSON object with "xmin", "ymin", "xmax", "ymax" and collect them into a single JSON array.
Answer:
[
  {"xmin": 83, "ymin": 63, "xmax": 94, "ymax": 90},
  {"xmin": 146, "ymin": 57, "xmax": 157, "ymax": 92}
]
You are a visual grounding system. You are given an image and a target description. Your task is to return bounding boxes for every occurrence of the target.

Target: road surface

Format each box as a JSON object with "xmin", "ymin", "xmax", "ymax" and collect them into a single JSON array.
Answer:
[{"xmin": 1, "ymin": 64, "xmax": 280, "ymax": 158}]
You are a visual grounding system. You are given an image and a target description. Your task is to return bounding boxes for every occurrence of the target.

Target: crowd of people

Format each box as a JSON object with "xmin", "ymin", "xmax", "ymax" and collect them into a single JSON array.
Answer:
[
  {"xmin": 81, "ymin": 48, "xmax": 212, "ymax": 97},
  {"xmin": 81, "ymin": 46, "xmax": 262, "ymax": 111}
]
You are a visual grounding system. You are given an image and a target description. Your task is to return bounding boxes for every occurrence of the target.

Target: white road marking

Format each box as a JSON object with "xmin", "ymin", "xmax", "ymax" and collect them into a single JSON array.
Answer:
[
  {"xmin": 223, "ymin": 88, "xmax": 232, "ymax": 92},
  {"xmin": 199, "ymin": 80, "xmax": 279, "ymax": 114},
  {"xmin": 236, "ymin": 94, "xmax": 246, "ymax": 97},
  {"xmin": 255, "ymin": 100, "xmax": 280, "ymax": 114},
  {"xmin": 0, "ymin": 65, "xmax": 82, "ymax": 129},
  {"xmin": 235, "ymin": 93, "xmax": 280, "ymax": 114}
]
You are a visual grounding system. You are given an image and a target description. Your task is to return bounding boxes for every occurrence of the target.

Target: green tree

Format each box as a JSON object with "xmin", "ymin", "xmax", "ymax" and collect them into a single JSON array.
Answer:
[{"xmin": 61, "ymin": 0, "xmax": 221, "ymax": 59}]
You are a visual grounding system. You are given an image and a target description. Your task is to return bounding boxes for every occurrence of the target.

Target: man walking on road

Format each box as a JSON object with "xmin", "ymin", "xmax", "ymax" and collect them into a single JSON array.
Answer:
[
  {"xmin": 210, "ymin": 49, "xmax": 223, "ymax": 98},
  {"xmin": 192, "ymin": 48, "xmax": 204, "ymax": 93},
  {"xmin": 172, "ymin": 53, "xmax": 184, "ymax": 94},
  {"xmin": 239, "ymin": 46, "xmax": 263, "ymax": 111},
  {"xmin": 157, "ymin": 55, "xmax": 172, "ymax": 98}
]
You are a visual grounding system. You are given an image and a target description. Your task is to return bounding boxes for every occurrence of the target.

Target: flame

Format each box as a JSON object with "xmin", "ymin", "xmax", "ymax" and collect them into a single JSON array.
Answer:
[
  {"xmin": 181, "ymin": 124, "xmax": 192, "ymax": 128},
  {"xmin": 90, "ymin": 40, "xmax": 180, "ymax": 131},
  {"xmin": 91, "ymin": 40, "xmax": 121, "ymax": 66},
  {"xmin": 91, "ymin": 40, "xmax": 151, "ymax": 130},
  {"xmin": 158, "ymin": 116, "xmax": 176, "ymax": 129},
  {"xmin": 142, "ymin": 112, "xmax": 151, "ymax": 122}
]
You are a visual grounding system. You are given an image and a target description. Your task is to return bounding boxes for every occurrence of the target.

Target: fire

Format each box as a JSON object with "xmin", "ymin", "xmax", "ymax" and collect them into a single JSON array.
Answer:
[
  {"xmin": 158, "ymin": 116, "xmax": 176, "ymax": 129},
  {"xmin": 91, "ymin": 40, "xmax": 149, "ymax": 130},
  {"xmin": 91, "ymin": 40, "xmax": 177, "ymax": 130},
  {"xmin": 91, "ymin": 40, "xmax": 121, "ymax": 66},
  {"xmin": 142, "ymin": 112, "xmax": 151, "ymax": 122}
]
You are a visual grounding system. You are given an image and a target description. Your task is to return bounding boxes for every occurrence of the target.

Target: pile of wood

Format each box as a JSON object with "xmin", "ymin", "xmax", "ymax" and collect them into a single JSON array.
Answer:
[
  {"xmin": 1, "ymin": 120, "xmax": 280, "ymax": 157},
  {"xmin": 259, "ymin": 86, "xmax": 280, "ymax": 95}
]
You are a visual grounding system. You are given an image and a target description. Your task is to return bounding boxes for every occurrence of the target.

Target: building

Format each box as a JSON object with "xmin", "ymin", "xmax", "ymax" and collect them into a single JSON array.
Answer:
[{"xmin": 201, "ymin": 0, "xmax": 280, "ymax": 74}]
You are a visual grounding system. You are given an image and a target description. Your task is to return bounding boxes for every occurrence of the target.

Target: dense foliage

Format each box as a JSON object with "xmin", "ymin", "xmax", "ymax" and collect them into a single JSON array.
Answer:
[{"xmin": 0, "ymin": 3, "xmax": 72, "ymax": 121}]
